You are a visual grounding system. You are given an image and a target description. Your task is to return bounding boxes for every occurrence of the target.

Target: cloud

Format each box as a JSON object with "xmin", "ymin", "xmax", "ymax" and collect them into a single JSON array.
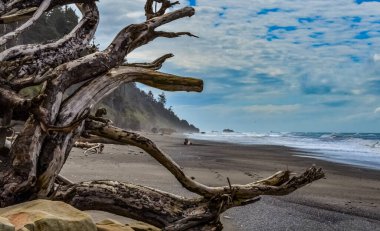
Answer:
[
  {"xmin": 322, "ymin": 100, "xmax": 350, "ymax": 107},
  {"xmin": 375, "ymin": 107, "xmax": 380, "ymax": 113},
  {"xmin": 125, "ymin": 11, "xmax": 145, "ymax": 19},
  {"xmin": 373, "ymin": 54, "xmax": 380, "ymax": 61},
  {"xmin": 244, "ymin": 104, "xmax": 300, "ymax": 114},
  {"xmin": 365, "ymin": 79, "xmax": 380, "ymax": 95},
  {"xmin": 92, "ymin": 0, "xmax": 380, "ymax": 132}
]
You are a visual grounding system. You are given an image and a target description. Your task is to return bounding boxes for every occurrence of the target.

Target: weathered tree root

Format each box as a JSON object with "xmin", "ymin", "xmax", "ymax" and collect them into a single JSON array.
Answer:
[{"xmin": 53, "ymin": 165, "xmax": 323, "ymax": 231}]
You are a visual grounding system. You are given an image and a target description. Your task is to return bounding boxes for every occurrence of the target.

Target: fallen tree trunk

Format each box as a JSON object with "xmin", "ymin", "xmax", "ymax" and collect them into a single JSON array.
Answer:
[
  {"xmin": 0, "ymin": 0, "xmax": 325, "ymax": 230},
  {"xmin": 76, "ymin": 135, "xmax": 124, "ymax": 145},
  {"xmin": 53, "ymin": 166, "xmax": 323, "ymax": 230}
]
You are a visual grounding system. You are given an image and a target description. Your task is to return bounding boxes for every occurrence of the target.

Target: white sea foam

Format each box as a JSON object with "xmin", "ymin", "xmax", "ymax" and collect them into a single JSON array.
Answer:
[{"xmin": 185, "ymin": 132, "xmax": 380, "ymax": 170}]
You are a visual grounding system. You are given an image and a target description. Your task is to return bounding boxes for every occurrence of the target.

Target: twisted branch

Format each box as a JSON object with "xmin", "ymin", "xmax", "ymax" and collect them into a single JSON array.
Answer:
[
  {"xmin": 0, "ymin": 2, "xmax": 99, "ymax": 90},
  {"xmin": 58, "ymin": 66, "xmax": 203, "ymax": 125},
  {"xmin": 85, "ymin": 120, "xmax": 325, "ymax": 201},
  {"xmin": 145, "ymin": 0, "xmax": 180, "ymax": 20},
  {"xmin": 125, "ymin": 53, "xmax": 174, "ymax": 70},
  {"xmin": 0, "ymin": 0, "xmax": 96, "ymax": 23},
  {"xmin": 155, "ymin": 31, "xmax": 199, "ymax": 38}
]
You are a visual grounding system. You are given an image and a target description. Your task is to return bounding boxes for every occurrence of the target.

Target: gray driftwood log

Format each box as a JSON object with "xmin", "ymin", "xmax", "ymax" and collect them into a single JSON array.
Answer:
[{"xmin": 0, "ymin": 1, "xmax": 325, "ymax": 230}]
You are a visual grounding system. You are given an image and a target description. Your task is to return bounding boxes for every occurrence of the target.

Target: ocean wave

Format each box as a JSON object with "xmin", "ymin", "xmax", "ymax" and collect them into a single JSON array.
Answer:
[{"xmin": 185, "ymin": 132, "xmax": 380, "ymax": 170}]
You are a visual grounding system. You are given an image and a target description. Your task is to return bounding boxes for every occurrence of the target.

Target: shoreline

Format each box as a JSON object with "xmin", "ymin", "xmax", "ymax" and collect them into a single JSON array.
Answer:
[
  {"xmin": 185, "ymin": 132, "xmax": 380, "ymax": 171},
  {"xmin": 62, "ymin": 133, "xmax": 380, "ymax": 230}
]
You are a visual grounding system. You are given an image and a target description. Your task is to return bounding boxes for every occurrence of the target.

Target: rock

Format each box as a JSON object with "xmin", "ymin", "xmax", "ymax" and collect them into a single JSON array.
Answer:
[
  {"xmin": 97, "ymin": 219, "xmax": 134, "ymax": 231},
  {"xmin": 151, "ymin": 127, "xmax": 158, "ymax": 134},
  {"xmin": 96, "ymin": 219, "xmax": 160, "ymax": 231},
  {"xmin": 0, "ymin": 217, "xmax": 14, "ymax": 231},
  {"xmin": 0, "ymin": 199, "xmax": 97, "ymax": 231},
  {"xmin": 128, "ymin": 222, "xmax": 160, "ymax": 231},
  {"xmin": 223, "ymin": 129, "xmax": 234, "ymax": 133}
]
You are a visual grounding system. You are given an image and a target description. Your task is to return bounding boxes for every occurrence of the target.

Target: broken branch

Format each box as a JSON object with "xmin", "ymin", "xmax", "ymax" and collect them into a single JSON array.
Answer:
[
  {"xmin": 125, "ymin": 53, "xmax": 174, "ymax": 70},
  {"xmin": 85, "ymin": 120, "xmax": 325, "ymax": 201}
]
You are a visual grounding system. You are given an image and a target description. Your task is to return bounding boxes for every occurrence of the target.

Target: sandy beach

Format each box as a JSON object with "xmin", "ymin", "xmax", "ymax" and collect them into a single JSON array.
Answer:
[{"xmin": 61, "ymin": 133, "xmax": 380, "ymax": 231}]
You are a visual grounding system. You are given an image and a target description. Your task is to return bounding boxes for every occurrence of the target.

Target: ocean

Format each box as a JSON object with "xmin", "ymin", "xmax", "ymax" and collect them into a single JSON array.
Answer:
[{"xmin": 186, "ymin": 132, "xmax": 380, "ymax": 170}]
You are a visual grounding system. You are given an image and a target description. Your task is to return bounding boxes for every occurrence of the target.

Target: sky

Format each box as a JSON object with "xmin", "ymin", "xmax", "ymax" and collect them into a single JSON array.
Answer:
[{"xmin": 93, "ymin": 0, "xmax": 380, "ymax": 133}]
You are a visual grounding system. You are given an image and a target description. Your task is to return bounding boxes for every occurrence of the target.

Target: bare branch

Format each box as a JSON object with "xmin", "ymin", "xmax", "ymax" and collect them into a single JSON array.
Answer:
[
  {"xmin": 0, "ymin": 6, "xmax": 38, "ymax": 23},
  {"xmin": 85, "ymin": 120, "xmax": 325, "ymax": 201},
  {"xmin": 6, "ymin": 6, "xmax": 195, "ymax": 92},
  {"xmin": 123, "ymin": 66, "xmax": 203, "ymax": 92},
  {"xmin": 0, "ymin": 0, "xmax": 51, "ymax": 46},
  {"xmin": 0, "ymin": 3, "xmax": 99, "ymax": 90},
  {"xmin": 55, "ymin": 174, "xmax": 74, "ymax": 185},
  {"xmin": 125, "ymin": 53, "xmax": 174, "ymax": 70},
  {"xmin": 145, "ymin": 0, "xmax": 180, "ymax": 20},
  {"xmin": 58, "ymin": 66, "xmax": 202, "ymax": 125},
  {"xmin": 106, "ymin": 6, "xmax": 195, "ymax": 57},
  {"xmin": 0, "ymin": 0, "xmax": 96, "ymax": 23},
  {"xmin": 0, "ymin": 87, "xmax": 44, "ymax": 109},
  {"xmin": 74, "ymin": 141, "xmax": 104, "ymax": 154},
  {"xmin": 76, "ymin": 135, "xmax": 124, "ymax": 145},
  {"xmin": 155, "ymin": 31, "xmax": 199, "ymax": 38}
]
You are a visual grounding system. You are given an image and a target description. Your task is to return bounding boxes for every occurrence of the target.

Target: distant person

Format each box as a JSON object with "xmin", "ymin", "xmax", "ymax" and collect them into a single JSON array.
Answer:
[{"xmin": 184, "ymin": 139, "xmax": 192, "ymax": 145}]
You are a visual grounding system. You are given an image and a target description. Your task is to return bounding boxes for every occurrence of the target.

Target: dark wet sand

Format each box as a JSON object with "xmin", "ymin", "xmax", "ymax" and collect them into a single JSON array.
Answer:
[{"xmin": 61, "ymin": 133, "xmax": 380, "ymax": 231}]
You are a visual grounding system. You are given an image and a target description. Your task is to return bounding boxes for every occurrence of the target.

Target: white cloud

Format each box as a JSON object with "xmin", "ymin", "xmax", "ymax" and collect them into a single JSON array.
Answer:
[
  {"xmin": 373, "ymin": 54, "xmax": 380, "ymax": 62},
  {"xmin": 125, "ymin": 11, "xmax": 145, "ymax": 19},
  {"xmin": 92, "ymin": 0, "xmax": 380, "ymax": 132},
  {"xmin": 375, "ymin": 107, "xmax": 380, "ymax": 114}
]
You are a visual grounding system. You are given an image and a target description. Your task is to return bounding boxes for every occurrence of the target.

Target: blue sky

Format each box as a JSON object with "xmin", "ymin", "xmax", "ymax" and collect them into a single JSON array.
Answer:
[{"xmin": 94, "ymin": 0, "xmax": 380, "ymax": 132}]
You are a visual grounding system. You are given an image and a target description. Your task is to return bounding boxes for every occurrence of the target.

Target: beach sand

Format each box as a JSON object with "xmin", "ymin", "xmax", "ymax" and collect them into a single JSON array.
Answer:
[{"xmin": 61, "ymin": 133, "xmax": 380, "ymax": 231}]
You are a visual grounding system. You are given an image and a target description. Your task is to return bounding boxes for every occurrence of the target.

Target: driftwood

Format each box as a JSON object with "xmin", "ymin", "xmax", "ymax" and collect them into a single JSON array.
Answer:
[
  {"xmin": 0, "ymin": 1, "xmax": 325, "ymax": 230},
  {"xmin": 74, "ymin": 141, "xmax": 104, "ymax": 154}
]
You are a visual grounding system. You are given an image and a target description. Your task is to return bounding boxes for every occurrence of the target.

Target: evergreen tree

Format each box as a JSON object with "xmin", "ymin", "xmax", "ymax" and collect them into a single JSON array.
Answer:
[
  {"xmin": 148, "ymin": 91, "xmax": 154, "ymax": 101},
  {"xmin": 157, "ymin": 92, "xmax": 166, "ymax": 106}
]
